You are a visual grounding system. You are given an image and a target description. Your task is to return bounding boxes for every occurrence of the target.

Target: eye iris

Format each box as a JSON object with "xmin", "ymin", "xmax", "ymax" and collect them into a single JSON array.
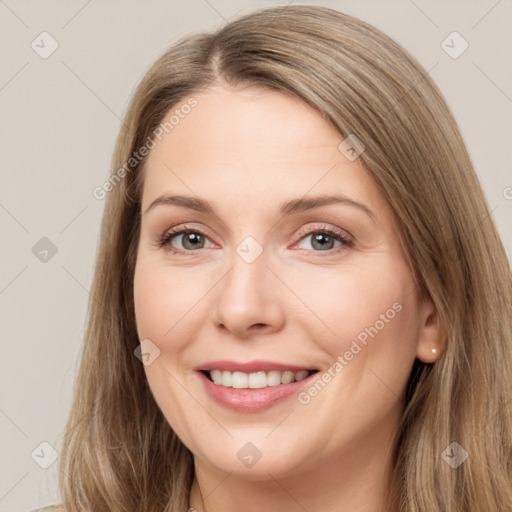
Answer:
[
  {"xmin": 167, "ymin": 230, "xmax": 343, "ymax": 252},
  {"xmin": 181, "ymin": 232, "xmax": 204, "ymax": 250},
  {"xmin": 312, "ymin": 233, "xmax": 335, "ymax": 251}
]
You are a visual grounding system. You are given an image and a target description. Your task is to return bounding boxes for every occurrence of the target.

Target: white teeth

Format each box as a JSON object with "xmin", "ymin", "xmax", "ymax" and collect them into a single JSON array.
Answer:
[
  {"xmin": 206, "ymin": 369, "xmax": 313, "ymax": 388},
  {"xmin": 295, "ymin": 370, "xmax": 309, "ymax": 382},
  {"xmin": 266, "ymin": 371, "xmax": 282, "ymax": 387},
  {"xmin": 211, "ymin": 370, "xmax": 222, "ymax": 385},
  {"xmin": 248, "ymin": 371, "xmax": 267, "ymax": 389},
  {"xmin": 221, "ymin": 370, "xmax": 232, "ymax": 387},
  {"xmin": 232, "ymin": 371, "xmax": 249, "ymax": 389},
  {"xmin": 281, "ymin": 371, "xmax": 294, "ymax": 384}
]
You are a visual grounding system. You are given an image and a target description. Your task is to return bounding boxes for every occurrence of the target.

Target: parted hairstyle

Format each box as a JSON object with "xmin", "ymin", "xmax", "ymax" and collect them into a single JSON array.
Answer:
[{"xmin": 56, "ymin": 5, "xmax": 512, "ymax": 511}]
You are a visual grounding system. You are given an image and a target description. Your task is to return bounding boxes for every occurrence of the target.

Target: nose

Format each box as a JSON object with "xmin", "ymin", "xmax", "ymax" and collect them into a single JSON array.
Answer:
[{"xmin": 212, "ymin": 247, "xmax": 286, "ymax": 339}]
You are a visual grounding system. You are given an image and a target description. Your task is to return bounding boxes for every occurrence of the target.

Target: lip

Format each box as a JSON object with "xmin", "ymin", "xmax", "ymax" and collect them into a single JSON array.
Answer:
[
  {"xmin": 195, "ymin": 359, "xmax": 317, "ymax": 373},
  {"xmin": 195, "ymin": 362, "xmax": 319, "ymax": 412}
]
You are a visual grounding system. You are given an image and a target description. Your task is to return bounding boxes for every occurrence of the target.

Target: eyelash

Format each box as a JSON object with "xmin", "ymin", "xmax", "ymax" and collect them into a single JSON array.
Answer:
[{"xmin": 157, "ymin": 223, "xmax": 354, "ymax": 257}]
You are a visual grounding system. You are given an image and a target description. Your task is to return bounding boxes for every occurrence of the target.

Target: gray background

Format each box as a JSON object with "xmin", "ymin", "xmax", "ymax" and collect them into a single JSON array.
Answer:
[{"xmin": 1, "ymin": 1, "xmax": 511, "ymax": 510}]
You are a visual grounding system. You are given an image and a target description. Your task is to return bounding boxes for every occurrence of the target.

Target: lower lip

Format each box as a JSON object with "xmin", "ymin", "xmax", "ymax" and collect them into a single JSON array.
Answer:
[{"xmin": 196, "ymin": 371, "xmax": 317, "ymax": 412}]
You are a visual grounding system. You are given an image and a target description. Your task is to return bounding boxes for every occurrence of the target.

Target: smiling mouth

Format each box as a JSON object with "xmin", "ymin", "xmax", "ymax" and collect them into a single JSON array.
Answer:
[{"xmin": 200, "ymin": 369, "xmax": 319, "ymax": 389}]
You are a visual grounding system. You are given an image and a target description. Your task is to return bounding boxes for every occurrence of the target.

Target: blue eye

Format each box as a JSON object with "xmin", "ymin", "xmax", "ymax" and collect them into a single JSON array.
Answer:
[
  {"xmin": 158, "ymin": 224, "xmax": 353, "ymax": 255},
  {"xmin": 159, "ymin": 229, "xmax": 214, "ymax": 252},
  {"xmin": 295, "ymin": 229, "xmax": 352, "ymax": 252}
]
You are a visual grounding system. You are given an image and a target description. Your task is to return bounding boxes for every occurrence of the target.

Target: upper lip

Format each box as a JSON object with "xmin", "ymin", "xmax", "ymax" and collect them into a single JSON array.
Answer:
[{"xmin": 196, "ymin": 360, "xmax": 318, "ymax": 373}]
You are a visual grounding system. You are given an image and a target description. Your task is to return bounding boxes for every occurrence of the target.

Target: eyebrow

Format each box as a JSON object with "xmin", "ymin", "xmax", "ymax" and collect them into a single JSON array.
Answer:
[{"xmin": 144, "ymin": 194, "xmax": 376, "ymax": 223}]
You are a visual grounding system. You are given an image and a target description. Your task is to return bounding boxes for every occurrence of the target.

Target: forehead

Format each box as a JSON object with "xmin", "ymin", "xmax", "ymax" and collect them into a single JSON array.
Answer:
[
  {"xmin": 151, "ymin": 85, "xmax": 339, "ymax": 160},
  {"xmin": 140, "ymin": 85, "xmax": 385, "ymax": 219}
]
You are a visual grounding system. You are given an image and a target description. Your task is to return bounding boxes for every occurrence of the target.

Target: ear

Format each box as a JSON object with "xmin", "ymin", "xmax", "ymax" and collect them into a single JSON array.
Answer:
[{"xmin": 415, "ymin": 297, "xmax": 446, "ymax": 363}]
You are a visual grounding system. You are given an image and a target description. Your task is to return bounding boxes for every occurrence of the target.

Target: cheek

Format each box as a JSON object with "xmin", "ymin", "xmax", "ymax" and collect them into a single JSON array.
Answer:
[
  {"xmin": 133, "ymin": 261, "xmax": 206, "ymax": 344},
  {"xmin": 290, "ymin": 262, "xmax": 408, "ymax": 340},
  {"xmin": 293, "ymin": 259, "xmax": 420, "ymax": 384},
  {"xmin": 133, "ymin": 261, "xmax": 208, "ymax": 446}
]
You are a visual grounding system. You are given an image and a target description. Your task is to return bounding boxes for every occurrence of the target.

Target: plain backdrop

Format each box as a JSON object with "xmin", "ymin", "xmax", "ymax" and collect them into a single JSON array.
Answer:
[{"xmin": 1, "ymin": 1, "xmax": 511, "ymax": 510}]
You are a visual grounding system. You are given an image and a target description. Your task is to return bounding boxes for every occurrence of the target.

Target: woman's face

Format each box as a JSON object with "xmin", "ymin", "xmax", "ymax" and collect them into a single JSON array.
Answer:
[{"xmin": 133, "ymin": 84, "xmax": 439, "ymax": 479}]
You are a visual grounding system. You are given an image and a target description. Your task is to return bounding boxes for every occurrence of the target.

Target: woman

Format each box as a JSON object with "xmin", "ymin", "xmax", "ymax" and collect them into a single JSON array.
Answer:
[{"xmin": 39, "ymin": 5, "xmax": 512, "ymax": 511}]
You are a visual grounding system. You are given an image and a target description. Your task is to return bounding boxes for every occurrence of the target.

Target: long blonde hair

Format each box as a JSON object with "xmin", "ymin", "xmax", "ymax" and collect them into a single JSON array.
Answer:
[{"xmin": 58, "ymin": 5, "xmax": 512, "ymax": 511}]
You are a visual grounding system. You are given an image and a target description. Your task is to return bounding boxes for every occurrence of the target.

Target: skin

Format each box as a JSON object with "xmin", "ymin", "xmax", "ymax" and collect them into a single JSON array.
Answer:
[{"xmin": 133, "ymin": 83, "xmax": 444, "ymax": 512}]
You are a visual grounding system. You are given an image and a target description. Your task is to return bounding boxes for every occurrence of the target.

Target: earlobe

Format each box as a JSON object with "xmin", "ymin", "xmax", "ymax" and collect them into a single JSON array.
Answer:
[
  {"xmin": 415, "ymin": 299, "xmax": 446, "ymax": 363},
  {"xmin": 417, "ymin": 345, "xmax": 439, "ymax": 364}
]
